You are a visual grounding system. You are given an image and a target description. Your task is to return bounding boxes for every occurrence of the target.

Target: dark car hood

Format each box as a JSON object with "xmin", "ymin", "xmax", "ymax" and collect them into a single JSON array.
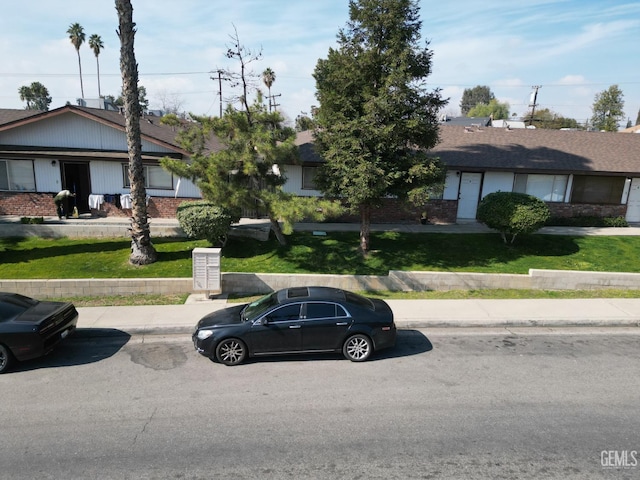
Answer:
[{"xmin": 197, "ymin": 304, "xmax": 246, "ymax": 329}]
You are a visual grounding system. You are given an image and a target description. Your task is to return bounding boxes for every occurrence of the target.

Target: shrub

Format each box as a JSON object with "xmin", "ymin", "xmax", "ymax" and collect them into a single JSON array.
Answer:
[
  {"xmin": 477, "ymin": 192, "xmax": 550, "ymax": 244},
  {"xmin": 176, "ymin": 201, "xmax": 238, "ymax": 246},
  {"xmin": 20, "ymin": 217, "xmax": 44, "ymax": 224}
]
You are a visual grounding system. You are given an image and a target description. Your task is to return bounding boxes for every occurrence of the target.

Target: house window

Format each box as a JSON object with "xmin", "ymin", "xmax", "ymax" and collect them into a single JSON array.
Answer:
[
  {"xmin": 570, "ymin": 175, "xmax": 625, "ymax": 204},
  {"xmin": 302, "ymin": 166, "xmax": 318, "ymax": 190},
  {"xmin": 513, "ymin": 174, "xmax": 567, "ymax": 202},
  {"xmin": 0, "ymin": 159, "xmax": 36, "ymax": 191},
  {"xmin": 122, "ymin": 164, "xmax": 172, "ymax": 189}
]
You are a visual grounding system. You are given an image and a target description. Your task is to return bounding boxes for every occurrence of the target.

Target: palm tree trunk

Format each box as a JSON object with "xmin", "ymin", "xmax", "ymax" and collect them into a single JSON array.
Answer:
[
  {"xmin": 96, "ymin": 57, "xmax": 101, "ymax": 98},
  {"xmin": 116, "ymin": 0, "xmax": 157, "ymax": 265},
  {"xmin": 359, "ymin": 203, "xmax": 371, "ymax": 255},
  {"xmin": 77, "ymin": 51, "xmax": 84, "ymax": 98}
]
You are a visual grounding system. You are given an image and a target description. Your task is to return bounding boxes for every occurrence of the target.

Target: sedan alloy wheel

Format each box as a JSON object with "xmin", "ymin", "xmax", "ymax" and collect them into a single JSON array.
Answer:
[
  {"xmin": 216, "ymin": 338, "xmax": 247, "ymax": 366},
  {"xmin": 0, "ymin": 344, "xmax": 13, "ymax": 374},
  {"xmin": 343, "ymin": 334, "xmax": 372, "ymax": 362}
]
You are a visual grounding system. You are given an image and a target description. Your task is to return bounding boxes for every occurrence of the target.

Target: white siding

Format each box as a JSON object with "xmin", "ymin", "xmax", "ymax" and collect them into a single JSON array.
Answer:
[
  {"xmin": 34, "ymin": 159, "xmax": 62, "ymax": 192},
  {"xmin": 443, "ymin": 170, "xmax": 460, "ymax": 200},
  {"xmin": 481, "ymin": 172, "xmax": 515, "ymax": 198},
  {"xmin": 0, "ymin": 112, "xmax": 174, "ymax": 154},
  {"xmin": 281, "ymin": 165, "xmax": 323, "ymax": 197},
  {"xmin": 88, "ymin": 160, "xmax": 200, "ymax": 198}
]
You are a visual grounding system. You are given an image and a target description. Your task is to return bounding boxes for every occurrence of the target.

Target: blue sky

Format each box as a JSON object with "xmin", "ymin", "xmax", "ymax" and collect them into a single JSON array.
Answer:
[{"xmin": 1, "ymin": 0, "xmax": 639, "ymax": 126}]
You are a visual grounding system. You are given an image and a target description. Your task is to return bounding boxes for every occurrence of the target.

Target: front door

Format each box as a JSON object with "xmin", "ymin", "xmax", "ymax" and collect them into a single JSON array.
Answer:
[
  {"xmin": 61, "ymin": 161, "xmax": 91, "ymax": 214},
  {"xmin": 456, "ymin": 172, "xmax": 483, "ymax": 221},
  {"xmin": 626, "ymin": 178, "xmax": 640, "ymax": 223}
]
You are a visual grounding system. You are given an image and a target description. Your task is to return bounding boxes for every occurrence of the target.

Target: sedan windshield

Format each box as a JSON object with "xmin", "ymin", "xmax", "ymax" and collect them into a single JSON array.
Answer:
[{"xmin": 241, "ymin": 292, "xmax": 278, "ymax": 322}]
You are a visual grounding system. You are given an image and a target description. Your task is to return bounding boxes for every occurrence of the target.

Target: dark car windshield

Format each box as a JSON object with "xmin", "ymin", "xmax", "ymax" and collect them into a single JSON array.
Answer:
[{"xmin": 242, "ymin": 292, "xmax": 278, "ymax": 322}]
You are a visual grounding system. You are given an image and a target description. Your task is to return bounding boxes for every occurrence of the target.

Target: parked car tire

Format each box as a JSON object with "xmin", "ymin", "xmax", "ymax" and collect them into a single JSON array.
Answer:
[
  {"xmin": 215, "ymin": 338, "xmax": 247, "ymax": 366},
  {"xmin": 343, "ymin": 334, "xmax": 372, "ymax": 362},
  {"xmin": 0, "ymin": 344, "xmax": 14, "ymax": 374}
]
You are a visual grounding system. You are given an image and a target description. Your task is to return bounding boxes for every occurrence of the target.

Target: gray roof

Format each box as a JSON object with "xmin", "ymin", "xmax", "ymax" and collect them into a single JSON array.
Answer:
[
  {"xmin": 434, "ymin": 125, "xmax": 640, "ymax": 176},
  {"xmin": 295, "ymin": 126, "xmax": 640, "ymax": 176}
]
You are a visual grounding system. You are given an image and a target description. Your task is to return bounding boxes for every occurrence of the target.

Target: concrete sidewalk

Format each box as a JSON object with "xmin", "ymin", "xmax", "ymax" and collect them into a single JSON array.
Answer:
[{"xmin": 74, "ymin": 296, "xmax": 640, "ymax": 338}]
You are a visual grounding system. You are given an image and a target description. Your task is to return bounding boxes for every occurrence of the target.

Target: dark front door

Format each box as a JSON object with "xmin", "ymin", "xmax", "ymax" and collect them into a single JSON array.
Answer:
[{"xmin": 61, "ymin": 161, "xmax": 91, "ymax": 214}]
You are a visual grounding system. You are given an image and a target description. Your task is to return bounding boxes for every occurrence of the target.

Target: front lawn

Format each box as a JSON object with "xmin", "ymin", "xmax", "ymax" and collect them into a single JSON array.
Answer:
[{"xmin": 1, "ymin": 231, "xmax": 640, "ymax": 279}]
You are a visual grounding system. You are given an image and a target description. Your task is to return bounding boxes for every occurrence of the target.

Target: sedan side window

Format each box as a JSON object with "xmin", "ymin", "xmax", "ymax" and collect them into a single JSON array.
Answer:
[
  {"xmin": 266, "ymin": 304, "xmax": 301, "ymax": 323},
  {"xmin": 305, "ymin": 302, "xmax": 337, "ymax": 320}
]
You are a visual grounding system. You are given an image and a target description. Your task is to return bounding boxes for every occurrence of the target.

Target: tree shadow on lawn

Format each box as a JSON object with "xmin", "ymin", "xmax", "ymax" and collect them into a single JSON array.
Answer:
[
  {"xmin": 0, "ymin": 237, "xmax": 203, "ymax": 266},
  {"xmin": 223, "ymin": 232, "xmax": 582, "ymax": 275}
]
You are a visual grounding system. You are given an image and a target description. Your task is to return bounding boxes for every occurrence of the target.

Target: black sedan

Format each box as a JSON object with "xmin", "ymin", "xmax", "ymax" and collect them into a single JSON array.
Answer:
[
  {"xmin": 193, "ymin": 286, "xmax": 396, "ymax": 365},
  {"xmin": 0, "ymin": 293, "xmax": 78, "ymax": 373}
]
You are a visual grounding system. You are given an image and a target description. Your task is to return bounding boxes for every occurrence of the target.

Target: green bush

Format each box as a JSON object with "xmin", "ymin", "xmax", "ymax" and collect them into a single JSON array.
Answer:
[
  {"xmin": 176, "ymin": 201, "xmax": 238, "ymax": 246},
  {"xmin": 20, "ymin": 217, "xmax": 44, "ymax": 224},
  {"xmin": 477, "ymin": 192, "xmax": 550, "ymax": 244}
]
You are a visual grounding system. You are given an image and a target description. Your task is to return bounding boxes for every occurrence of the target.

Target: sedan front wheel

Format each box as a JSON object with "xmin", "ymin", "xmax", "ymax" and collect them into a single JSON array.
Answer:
[
  {"xmin": 0, "ymin": 344, "xmax": 14, "ymax": 374},
  {"xmin": 215, "ymin": 338, "xmax": 247, "ymax": 366},
  {"xmin": 343, "ymin": 334, "xmax": 372, "ymax": 362}
]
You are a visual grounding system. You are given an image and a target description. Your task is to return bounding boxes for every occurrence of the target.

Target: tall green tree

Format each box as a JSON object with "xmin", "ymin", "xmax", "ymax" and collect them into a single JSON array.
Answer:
[
  {"xmin": 460, "ymin": 85, "xmax": 495, "ymax": 115},
  {"xmin": 635, "ymin": 108, "xmax": 640, "ymax": 126},
  {"xmin": 67, "ymin": 23, "xmax": 85, "ymax": 98},
  {"xmin": 161, "ymin": 35, "xmax": 342, "ymax": 246},
  {"xmin": 116, "ymin": 0, "xmax": 157, "ymax": 265},
  {"xmin": 467, "ymin": 99, "xmax": 510, "ymax": 120},
  {"xmin": 18, "ymin": 82, "xmax": 52, "ymax": 110},
  {"xmin": 591, "ymin": 84, "xmax": 625, "ymax": 132},
  {"xmin": 313, "ymin": 0, "xmax": 446, "ymax": 254},
  {"xmin": 88, "ymin": 34, "xmax": 104, "ymax": 97}
]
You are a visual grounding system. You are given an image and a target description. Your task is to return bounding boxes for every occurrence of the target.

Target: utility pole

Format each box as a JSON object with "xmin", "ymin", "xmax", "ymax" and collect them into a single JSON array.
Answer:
[
  {"xmin": 528, "ymin": 85, "xmax": 541, "ymax": 126},
  {"xmin": 211, "ymin": 69, "xmax": 230, "ymax": 117},
  {"xmin": 268, "ymin": 93, "xmax": 281, "ymax": 112}
]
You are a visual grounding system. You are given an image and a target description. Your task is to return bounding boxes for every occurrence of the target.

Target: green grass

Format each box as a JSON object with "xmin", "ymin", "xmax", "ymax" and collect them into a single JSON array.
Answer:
[
  {"xmin": 5, "ymin": 231, "xmax": 640, "ymax": 306},
  {"xmin": 2, "ymin": 231, "xmax": 640, "ymax": 279}
]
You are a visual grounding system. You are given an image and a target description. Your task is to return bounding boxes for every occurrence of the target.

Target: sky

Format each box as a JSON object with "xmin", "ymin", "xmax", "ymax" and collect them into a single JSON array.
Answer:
[{"xmin": 1, "ymin": 0, "xmax": 639, "ymax": 126}]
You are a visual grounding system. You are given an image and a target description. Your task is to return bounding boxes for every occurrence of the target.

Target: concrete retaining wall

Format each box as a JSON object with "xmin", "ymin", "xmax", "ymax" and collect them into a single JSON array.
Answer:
[
  {"xmin": 0, "ymin": 222, "xmax": 185, "ymax": 238},
  {"xmin": 3, "ymin": 269, "xmax": 640, "ymax": 298}
]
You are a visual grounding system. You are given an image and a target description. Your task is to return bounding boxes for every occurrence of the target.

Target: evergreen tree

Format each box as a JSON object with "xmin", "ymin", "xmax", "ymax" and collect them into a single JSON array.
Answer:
[
  {"xmin": 313, "ymin": 0, "xmax": 446, "ymax": 253},
  {"xmin": 591, "ymin": 85, "xmax": 625, "ymax": 132},
  {"xmin": 460, "ymin": 85, "xmax": 495, "ymax": 115}
]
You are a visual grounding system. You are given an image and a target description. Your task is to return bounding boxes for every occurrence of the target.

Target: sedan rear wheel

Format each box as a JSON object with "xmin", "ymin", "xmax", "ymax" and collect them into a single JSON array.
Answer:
[
  {"xmin": 0, "ymin": 344, "xmax": 14, "ymax": 374},
  {"xmin": 343, "ymin": 334, "xmax": 372, "ymax": 362},
  {"xmin": 215, "ymin": 338, "xmax": 247, "ymax": 366}
]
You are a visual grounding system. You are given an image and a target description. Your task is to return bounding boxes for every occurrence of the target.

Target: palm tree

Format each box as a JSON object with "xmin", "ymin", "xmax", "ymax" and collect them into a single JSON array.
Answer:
[
  {"xmin": 67, "ymin": 23, "xmax": 86, "ymax": 98},
  {"xmin": 116, "ymin": 0, "xmax": 157, "ymax": 265},
  {"xmin": 262, "ymin": 67, "xmax": 276, "ymax": 112},
  {"xmin": 88, "ymin": 34, "xmax": 104, "ymax": 98}
]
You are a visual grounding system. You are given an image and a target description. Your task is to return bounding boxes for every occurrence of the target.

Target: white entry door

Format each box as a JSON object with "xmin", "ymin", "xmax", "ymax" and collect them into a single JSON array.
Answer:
[
  {"xmin": 626, "ymin": 178, "xmax": 640, "ymax": 223},
  {"xmin": 456, "ymin": 172, "xmax": 483, "ymax": 220}
]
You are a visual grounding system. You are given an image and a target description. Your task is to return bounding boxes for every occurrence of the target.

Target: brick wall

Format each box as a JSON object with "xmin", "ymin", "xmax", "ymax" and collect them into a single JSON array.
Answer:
[
  {"xmin": 333, "ymin": 198, "xmax": 458, "ymax": 224},
  {"xmin": 0, "ymin": 192, "xmax": 57, "ymax": 216},
  {"xmin": 0, "ymin": 191, "xmax": 628, "ymax": 223},
  {"xmin": 547, "ymin": 203, "xmax": 626, "ymax": 218}
]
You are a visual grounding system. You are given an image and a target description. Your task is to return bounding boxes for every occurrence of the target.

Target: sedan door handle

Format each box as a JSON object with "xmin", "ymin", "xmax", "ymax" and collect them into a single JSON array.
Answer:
[
  {"xmin": 289, "ymin": 325, "xmax": 301, "ymax": 329},
  {"xmin": 335, "ymin": 322, "xmax": 348, "ymax": 326}
]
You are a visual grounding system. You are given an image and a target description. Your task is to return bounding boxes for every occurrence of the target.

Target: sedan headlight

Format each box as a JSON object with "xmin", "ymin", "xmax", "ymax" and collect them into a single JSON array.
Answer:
[{"xmin": 197, "ymin": 329, "xmax": 214, "ymax": 340}]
